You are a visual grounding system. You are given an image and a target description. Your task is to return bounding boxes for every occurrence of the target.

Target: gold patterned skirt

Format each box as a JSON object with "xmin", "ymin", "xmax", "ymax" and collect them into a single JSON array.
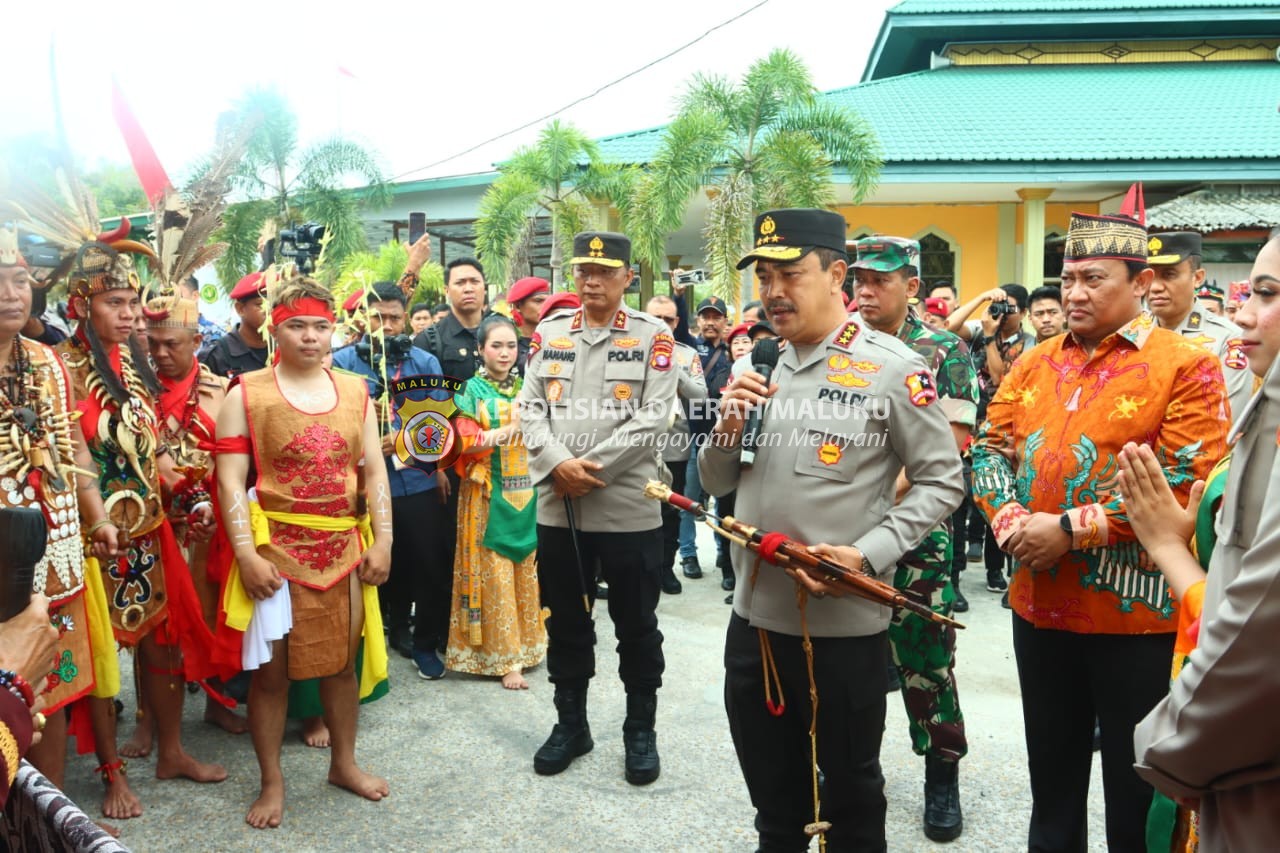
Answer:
[{"xmin": 445, "ymin": 474, "xmax": 546, "ymax": 676}]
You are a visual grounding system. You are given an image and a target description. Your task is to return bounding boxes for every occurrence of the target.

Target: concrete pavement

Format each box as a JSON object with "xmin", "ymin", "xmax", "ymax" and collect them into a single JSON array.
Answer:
[{"xmin": 60, "ymin": 537, "xmax": 1108, "ymax": 852}]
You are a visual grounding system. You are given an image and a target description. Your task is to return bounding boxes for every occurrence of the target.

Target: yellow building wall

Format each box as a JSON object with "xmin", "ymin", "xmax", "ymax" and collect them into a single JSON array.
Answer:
[
  {"xmin": 1016, "ymin": 202, "xmax": 1098, "ymax": 242},
  {"xmin": 838, "ymin": 203, "xmax": 1001, "ymax": 300},
  {"xmin": 831, "ymin": 200, "xmax": 1102, "ymax": 300}
]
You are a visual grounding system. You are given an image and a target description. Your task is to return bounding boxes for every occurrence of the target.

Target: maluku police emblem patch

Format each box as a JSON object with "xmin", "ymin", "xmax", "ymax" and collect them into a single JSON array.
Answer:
[
  {"xmin": 395, "ymin": 395, "xmax": 461, "ymax": 472},
  {"xmin": 391, "ymin": 374, "xmax": 466, "ymax": 473}
]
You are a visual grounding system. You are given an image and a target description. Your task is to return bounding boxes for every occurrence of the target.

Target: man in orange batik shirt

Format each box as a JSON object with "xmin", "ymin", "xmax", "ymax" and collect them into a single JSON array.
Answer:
[{"xmin": 971, "ymin": 202, "xmax": 1229, "ymax": 853}]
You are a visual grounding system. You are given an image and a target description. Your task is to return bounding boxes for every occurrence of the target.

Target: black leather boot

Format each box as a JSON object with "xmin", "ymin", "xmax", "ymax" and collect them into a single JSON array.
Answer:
[
  {"xmin": 622, "ymin": 693, "xmax": 660, "ymax": 785},
  {"xmin": 951, "ymin": 569, "xmax": 969, "ymax": 613},
  {"xmin": 923, "ymin": 755, "xmax": 963, "ymax": 842},
  {"xmin": 533, "ymin": 688, "xmax": 593, "ymax": 775},
  {"xmin": 660, "ymin": 564, "xmax": 683, "ymax": 595}
]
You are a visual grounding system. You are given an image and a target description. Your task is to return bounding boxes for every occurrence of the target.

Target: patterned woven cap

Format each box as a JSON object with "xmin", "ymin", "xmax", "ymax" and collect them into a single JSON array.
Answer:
[
  {"xmin": 68, "ymin": 243, "xmax": 143, "ymax": 301},
  {"xmin": 1064, "ymin": 212, "xmax": 1148, "ymax": 263},
  {"xmin": 144, "ymin": 295, "xmax": 200, "ymax": 330}
]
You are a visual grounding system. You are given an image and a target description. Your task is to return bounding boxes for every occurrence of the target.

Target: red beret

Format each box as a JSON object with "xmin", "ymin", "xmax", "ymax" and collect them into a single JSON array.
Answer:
[
  {"xmin": 924, "ymin": 297, "xmax": 950, "ymax": 318},
  {"xmin": 229, "ymin": 272, "xmax": 267, "ymax": 301},
  {"xmin": 342, "ymin": 289, "xmax": 365, "ymax": 313},
  {"xmin": 728, "ymin": 323, "xmax": 751, "ymax": 341},
  {"xmin": 506, "ymin": 276, "xmax": 550, "ymax": 305},
  {"xmin": 538, "ymin": 291, "xmax": 581, "ymax": 321}
]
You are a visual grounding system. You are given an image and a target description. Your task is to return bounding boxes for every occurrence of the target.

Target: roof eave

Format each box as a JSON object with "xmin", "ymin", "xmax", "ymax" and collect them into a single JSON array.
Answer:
[
  {"xmin": 863, "ymin": 7, "xmax": 1280, "ymax": 80},
  {"xmin": 835, "ymin": 159, "xmax": 1280, "ymax": 184}
]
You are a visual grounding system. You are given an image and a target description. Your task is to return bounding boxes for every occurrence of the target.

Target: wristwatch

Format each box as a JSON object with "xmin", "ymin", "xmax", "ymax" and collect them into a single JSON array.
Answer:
[
  {"xmin": 1059, "ymin": 513, "xmax": 1072, "ymax": 536},
  {"xmin": 860, "ymin": 553, "xmax": 875, "ymax": 577}
]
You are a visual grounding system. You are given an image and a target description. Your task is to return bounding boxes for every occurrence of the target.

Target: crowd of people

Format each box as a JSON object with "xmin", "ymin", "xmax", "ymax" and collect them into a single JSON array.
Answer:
[{"xmin": 0, "ymin": 170, "xmax": 1278, "ymax": 853}]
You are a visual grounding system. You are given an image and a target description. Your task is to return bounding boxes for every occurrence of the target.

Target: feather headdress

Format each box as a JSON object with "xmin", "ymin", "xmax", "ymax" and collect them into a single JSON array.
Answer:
[
  {"xmin": 1, "ymin": 166, "xmax": 154, "ymax": 301},
  {"xmin": 148, "ymin": 124, "xmax": 253, "ymax": 295}
]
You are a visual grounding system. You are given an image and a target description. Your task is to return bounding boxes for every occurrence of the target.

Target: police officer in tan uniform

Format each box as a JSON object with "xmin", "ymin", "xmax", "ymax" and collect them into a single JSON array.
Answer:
[
  {"xmin": 700, "ymin": 209, "xmax": 963, "ymax": 852},
  {"xmin": 647, "ymin": 294, "xmax": 708, "ymax": 595},
  {"xmin": 1147, "ymin": 231, "xmax": 1253, "ymax": 420},
  {"xmin": 519, "ymin": 231, "xmax": 679, "ymax": 786}
]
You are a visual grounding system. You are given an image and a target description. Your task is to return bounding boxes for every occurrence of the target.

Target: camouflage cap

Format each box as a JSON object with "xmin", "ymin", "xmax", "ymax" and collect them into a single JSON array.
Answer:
[{"xmin": 851, "ymin": 236, "xmax": 921, "ymax": 273}]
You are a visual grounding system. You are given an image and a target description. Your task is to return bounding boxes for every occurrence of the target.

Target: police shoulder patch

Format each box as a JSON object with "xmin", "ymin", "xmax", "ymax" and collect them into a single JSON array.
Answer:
[
  {"xmin": 527, "ymin": 331, "xmax": 542, "ymax": 361},
  {"xmin": 649, "ymin": 332, "xmax": 675, "ymax": 371},
  {"xmin": 905, "ymin": 370, "xmax": 937, "ymax": 407},
  {"xmin": 1224, "ymin": 338, "xmax": 1248, "ymax": 370}
]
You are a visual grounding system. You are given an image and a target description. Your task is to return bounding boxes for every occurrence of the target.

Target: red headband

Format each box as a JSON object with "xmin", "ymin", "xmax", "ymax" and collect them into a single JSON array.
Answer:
[{"xmin": 272, "ymin": 297, "xmax": 335, "ymax": 325}]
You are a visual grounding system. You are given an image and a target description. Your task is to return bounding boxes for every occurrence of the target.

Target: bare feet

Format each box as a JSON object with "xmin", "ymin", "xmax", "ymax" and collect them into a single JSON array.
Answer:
[
  {"xmin": 119, "ymin": 722, "xmax": 153, "ymax": 759},
  {"xmin": 245, "ymin": 779, "xmax": 284, "ymax": 830},
  {"xmin": 327, "ymin": 764, "xmax": 389, "ymax": 802},
  {"xmin": 101, "ymin": 777, "xmax": 143, "ymax": 820},
  {"xmin": 203, "ymin": 702, "xmax": 249, "ymax": 735},
  {"xmin": 155, "ymin": 751, "xmax": 228, "ymax": 783},
  {"xmin": 300, "ymin": 716, "xmax": 330, "ymax": 748},
  {"xmin": 501, "ymin": 670, "xmax": 528, "ymax": 690}
]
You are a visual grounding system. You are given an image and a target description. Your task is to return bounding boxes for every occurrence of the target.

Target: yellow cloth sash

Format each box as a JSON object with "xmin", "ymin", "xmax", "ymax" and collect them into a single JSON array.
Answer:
[
  {"xmin": 221, "ymin": 505, "xmax": 388, "ymax": 700},
  {"xmin": 82, "ymin": 556, "xmax": 121, "ymax": 699}
]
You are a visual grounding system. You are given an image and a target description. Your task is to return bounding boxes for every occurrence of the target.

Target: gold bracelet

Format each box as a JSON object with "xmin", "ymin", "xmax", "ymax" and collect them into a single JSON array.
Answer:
[{"xmin": 86, "ymin": 519, "xmax": 112, "ymax": 536}]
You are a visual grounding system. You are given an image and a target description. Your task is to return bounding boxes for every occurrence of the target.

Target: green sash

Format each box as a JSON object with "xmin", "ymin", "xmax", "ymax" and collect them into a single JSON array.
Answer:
[
  {"xmin": 458, "ymin": 376, "xmax": 537, "ymax": 562},
  {"xmin": 1192, "ymin": 453, "xmax": 1232, "ymax": 572}
]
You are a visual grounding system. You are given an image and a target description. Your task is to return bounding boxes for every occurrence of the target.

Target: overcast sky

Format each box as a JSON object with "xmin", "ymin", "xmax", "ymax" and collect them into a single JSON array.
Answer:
[{"xmin": 7, "ymin": 0, "xmax": 896, "ymax": 185}]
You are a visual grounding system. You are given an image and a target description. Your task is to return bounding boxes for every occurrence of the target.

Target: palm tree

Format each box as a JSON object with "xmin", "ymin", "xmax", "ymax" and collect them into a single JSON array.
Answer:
[
  {"xmin": 623, "ymin": 49, "xmax": 882, "ymax": 303},
  {"xmin": 334, "ymin": 240, "xmax": 444, "ymax": 309},
  {"xmin": 474, "ymin": 120, "xmax": 634, "ymax": 289},
  {"xmin": 213, "ymin": 87, "xmax": 391, "ymax": 288}
]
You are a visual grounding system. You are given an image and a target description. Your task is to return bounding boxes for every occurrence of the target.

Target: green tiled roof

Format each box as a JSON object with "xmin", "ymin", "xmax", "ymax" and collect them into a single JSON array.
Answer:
[
  {"xmin": 594, "ymin": 62, "xmax": 1280, "ymax": 177},
  {"xmin": 891, "ymin": 0, "xmax": 1278, "ymax": 12}
]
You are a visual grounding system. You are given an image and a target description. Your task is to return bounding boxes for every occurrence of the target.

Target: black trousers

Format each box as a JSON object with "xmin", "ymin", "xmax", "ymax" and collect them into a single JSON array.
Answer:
[
  {"xmin": 725, "ymin": 614, "xmax": 888, "ymax": 853},
  {"xmin": 1011, "ymin": 614, "xmax": 1175, "ymax": 852},
  {"xmin": 536, "ymin": 524, "xmax": 664, "ymax": 694},
  {"xmin": 950, "ymin": 467, "xmax": 972, "ymax": 576},
  {"xmin": 660, "ymin": 460, "xmax": 687, "ymax": 572},
  {"xmin": 714, "ymin": 491, "xmax": 736, "ymax": 564},
  {"xmin": 382, "ymin": 488, "xmax": 450, "ymax": 651}
]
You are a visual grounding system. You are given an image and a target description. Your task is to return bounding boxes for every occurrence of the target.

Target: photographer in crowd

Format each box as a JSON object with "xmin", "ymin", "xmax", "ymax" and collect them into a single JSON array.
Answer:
[{"xmin": 333, "ymin": 282, "xmax": 450, "ymax": 680}]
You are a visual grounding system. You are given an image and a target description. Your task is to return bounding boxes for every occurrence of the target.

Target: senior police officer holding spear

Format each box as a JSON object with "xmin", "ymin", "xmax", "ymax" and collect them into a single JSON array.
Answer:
[
  {"xmin": 699, "ymin": 209, "xmax": 963, "ymax": 852},
  {"xmin": 518, "ymin": 231, "xmax": 679, "ymax": 785}
]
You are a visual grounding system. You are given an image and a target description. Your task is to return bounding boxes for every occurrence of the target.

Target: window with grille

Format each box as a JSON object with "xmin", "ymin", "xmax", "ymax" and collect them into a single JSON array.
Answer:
[{"xmin": 919, "ymin": 233, "xmax": 955, "ymax": 292}]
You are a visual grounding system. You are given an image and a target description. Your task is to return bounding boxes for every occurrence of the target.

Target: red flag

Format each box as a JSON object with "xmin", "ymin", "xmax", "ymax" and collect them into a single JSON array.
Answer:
[
  {"xmin": 1119, "ymin": 182, "xmax": 1145, "ymax": 226},
  {"xmin": 110, "ymin": 78, "xmax": 171, "ymax": 204},
  {"xmin": 337, "ymin": 65, "xmax": 357, "ymax": 79}
]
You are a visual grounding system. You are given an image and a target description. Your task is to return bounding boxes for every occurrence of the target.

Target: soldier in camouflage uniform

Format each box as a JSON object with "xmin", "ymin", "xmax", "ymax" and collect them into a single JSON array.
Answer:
[{"xmin": 851, "ymin": 236, "xmax": 978, "ymax": 843}]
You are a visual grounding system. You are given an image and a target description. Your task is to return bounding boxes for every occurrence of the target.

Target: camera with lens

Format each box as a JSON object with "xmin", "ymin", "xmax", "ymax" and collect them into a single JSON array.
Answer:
[
  {"xmin": 277, "ymin": 223, "xmax": 327, "ymax": 273},
  {"xmin": 18, "ymin": 235, "xmax": 63, "ymax": 270},
  {"xmin": 674, "ymin": 268, "xmax": 707, "ymax": 285},
  {"xmin": 988, "ymin": 300, "xmax": 1017, "ymax": 318},
  {"xmin": 355, "ymin": 333, "xmax": 415, "ymax": 371}
]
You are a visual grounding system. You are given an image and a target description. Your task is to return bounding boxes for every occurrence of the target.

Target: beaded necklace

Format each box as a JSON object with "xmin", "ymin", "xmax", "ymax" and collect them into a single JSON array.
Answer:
[
  {"xmin": 0, "ymin": 338, "xmax": 45, "ymax": 443},
  {"xmin": 476, "ymin": 364, "xmax": 519, "ymax": 398}
]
